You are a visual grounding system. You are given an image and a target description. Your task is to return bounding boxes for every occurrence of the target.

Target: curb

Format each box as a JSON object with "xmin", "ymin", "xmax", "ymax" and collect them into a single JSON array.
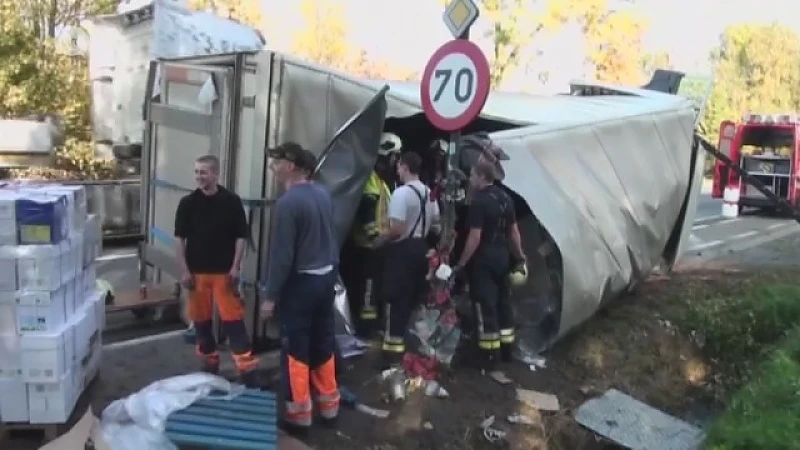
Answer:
[{"xmin": 678, "ymin": 221, "xmax": 800, "ymax": 265}]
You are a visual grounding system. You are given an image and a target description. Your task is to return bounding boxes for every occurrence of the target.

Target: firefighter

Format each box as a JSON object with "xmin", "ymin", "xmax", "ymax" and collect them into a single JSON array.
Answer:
[
  {"xmin": 379, "ymin": 152, "xmax": 441, "ymax": 365},
  {"xmin": 453, "ymin": 159, "xmax": 527, "ymax": 368},
  {"xmin": 174, "ymin": 154, "xmax": 258, "ymax": 384},
  {"xmin": 341, "ymin": 133, "xmax": 399, "ymax": 338},
  {"xmin": 260, "ymin": 142, "xmax": 340, "ymax": 435}
]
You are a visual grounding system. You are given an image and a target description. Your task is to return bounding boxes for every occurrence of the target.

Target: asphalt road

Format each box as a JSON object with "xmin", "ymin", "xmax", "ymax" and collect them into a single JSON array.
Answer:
[
  {"xmin": 98, "ymin": 191, "xmax": 799, "ymax": 343},
  {"xmin": 683, "ymin": 193, "xmax": 800, "ymax": 260}
]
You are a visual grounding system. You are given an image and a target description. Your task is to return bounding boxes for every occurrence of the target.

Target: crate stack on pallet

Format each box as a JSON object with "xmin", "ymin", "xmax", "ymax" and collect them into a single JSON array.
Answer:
[{"xmin": 0, "ymin": 184, "xmax": 105, "ymax": 430}]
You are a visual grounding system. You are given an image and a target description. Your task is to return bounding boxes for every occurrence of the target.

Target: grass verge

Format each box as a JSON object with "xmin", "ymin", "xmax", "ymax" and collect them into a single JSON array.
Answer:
[
  {"xmin": 703, "ymin": 327, "xmax": 800, "ymax": 449},
  {"xmin": 668, "ymin": 274, "xmax": 800, "ymax": 449}
]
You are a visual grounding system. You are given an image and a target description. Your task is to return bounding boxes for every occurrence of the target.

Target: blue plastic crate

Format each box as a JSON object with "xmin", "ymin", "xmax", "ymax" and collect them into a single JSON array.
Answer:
[{"xmin": 166, "ymin": 388, "xmax": 278, "ymax": 450}]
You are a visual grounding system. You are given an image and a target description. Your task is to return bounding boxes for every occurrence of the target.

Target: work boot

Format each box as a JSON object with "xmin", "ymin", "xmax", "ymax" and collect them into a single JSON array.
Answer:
[
  {"xmin": 200, "ymin": 361, "xmax": 220, "ymax": 375},
  {"xmin": 500, "ymin": 344, "xmax": 513, "ymax": 363},
  {"xmin": 279, "ymin": 421, "xmax": 310, "ymax": 439},
  {"xmin": 239, "ymin": 369, "xmax": 260, "ymax": 389},
  {"xmin": 320, "ymin": 415, "xmax": 339, "ymax": 428}
]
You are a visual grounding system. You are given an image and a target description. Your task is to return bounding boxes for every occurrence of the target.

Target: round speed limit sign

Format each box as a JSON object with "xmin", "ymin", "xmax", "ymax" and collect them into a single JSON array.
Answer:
[{"xmin": 421, "ymin": 39, "xmax": 491, "ymax": 131}]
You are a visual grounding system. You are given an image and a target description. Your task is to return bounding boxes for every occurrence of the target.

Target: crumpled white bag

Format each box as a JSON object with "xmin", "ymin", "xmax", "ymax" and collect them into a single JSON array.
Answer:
[{"xmin": 100, "ymin": 373, "xmax": 245, "ymax": 450}]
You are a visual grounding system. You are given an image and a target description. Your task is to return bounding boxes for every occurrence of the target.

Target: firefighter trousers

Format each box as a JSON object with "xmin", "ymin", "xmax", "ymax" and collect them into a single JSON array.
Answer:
[
  {"xmin": 188, "ymin": 273, "xmax": 258, "ymax": 374},
  {"xmin": 468, "ymin": 253, "xmax": 515, "ymax": 368},
  {"xmin": 279, "ymin": 270, "xmax": 340, "ymax": 428},
  {"xmin": 381, "ymin": 237, "xmax": 429, "ymax": 364},
  {"xmin": 341, "ymin": 242, "xmax": 384, "ymax": 338}
]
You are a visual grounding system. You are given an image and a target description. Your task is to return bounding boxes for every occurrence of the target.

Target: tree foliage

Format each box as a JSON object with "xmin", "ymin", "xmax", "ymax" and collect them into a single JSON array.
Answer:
[
  {"xmin": 1, "ymin": 0, "xmax": 115, "ymax": 179},
  {"xmin": 548, "ymin": 0, "xmax": 648, "ymax": 84},
  {"xmin": 291, "ymin": 0, "xmax": 416, "ymax": 80},
  {"xmin": 187, "ymin": 0, "xmax": 263, "ymax": 29},
  {"xmin": 701, "ymin": 23, "xmax": 800, "ymax": 141}
]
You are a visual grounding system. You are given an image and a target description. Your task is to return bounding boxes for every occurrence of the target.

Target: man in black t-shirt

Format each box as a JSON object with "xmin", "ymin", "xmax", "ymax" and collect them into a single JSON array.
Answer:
[
  {"xmin": 454, "ymin": 159, "xmax": 526, "ymax": 369},
  {"xmin": 174, "ymin": 154, "xmax": 258, "ymax": 383}
]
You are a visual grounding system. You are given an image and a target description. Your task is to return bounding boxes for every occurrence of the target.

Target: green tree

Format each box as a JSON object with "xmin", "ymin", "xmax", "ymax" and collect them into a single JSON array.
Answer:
[
  {"xmin": 291, "ymin": 0, "xmax": 416, "ymax": 80},
  {"xmin": 548, "ymin": 0, "xmax": 649, "ymax": 84},
  {"xmin": 188, "ymin": 0, "xmax": 263, "ymax": 28},
  {"xmin": 292, "ymin": 0, "xmax": 350, "ymax": 68},
  {"xmin": 1, "ymin": 0, "xmax": 115, "ymax": 178},
  {"xmin": 701, "ymin": 23, "xmax": 800, "ymax": 142}
]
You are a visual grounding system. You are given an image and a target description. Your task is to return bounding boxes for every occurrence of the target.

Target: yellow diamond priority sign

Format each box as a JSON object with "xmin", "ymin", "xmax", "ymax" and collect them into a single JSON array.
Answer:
[{"xmin": 443, "ymin": 0, "xmax": 479, "ymax": 39}]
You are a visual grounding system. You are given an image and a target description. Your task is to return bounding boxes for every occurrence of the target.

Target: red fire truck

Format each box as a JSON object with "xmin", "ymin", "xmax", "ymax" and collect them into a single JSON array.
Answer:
[{"xmin": 711, "ymin": 113, "xmax": 800, "ymax": 213}]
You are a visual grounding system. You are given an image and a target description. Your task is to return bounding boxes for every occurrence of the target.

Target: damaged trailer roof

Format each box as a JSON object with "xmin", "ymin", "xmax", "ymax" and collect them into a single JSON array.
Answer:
[
  {"xmin": 363, "ymin": 77, "xmax": 699, "ymax": 350},
  {"xmin": 362, "ymin": 79, "xmax": 693, "ymax": 128}
]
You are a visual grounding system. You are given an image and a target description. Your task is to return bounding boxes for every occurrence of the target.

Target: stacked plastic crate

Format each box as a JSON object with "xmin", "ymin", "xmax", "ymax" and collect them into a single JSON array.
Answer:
[{"xmin": 0, "ymin": 184, "xmax": 104, "ymax": 425}]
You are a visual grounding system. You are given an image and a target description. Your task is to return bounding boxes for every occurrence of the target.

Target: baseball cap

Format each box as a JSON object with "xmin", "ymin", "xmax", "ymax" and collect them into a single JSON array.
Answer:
[{"xmin": 267, "ymin": 142, "xmax": 317, "ymax": 172}]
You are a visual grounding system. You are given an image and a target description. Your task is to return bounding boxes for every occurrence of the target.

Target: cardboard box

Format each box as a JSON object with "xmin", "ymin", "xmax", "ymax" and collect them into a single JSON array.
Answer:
[
  {"xmin": 16, "ymin": 244, "xmax": 62, "ymax": 291},
  {"xmin": 0, "ymin": 246, "xmax": 18, "ymax": 291},
  {"xmin": 0, "ymin": 332, "xmax": 22, "ymax": 379},
  {"xmin": 20, "ymin": 321, "xmax": 75, "ymax": 383},
  {"xmin": 64, "ymin": 279, "xmax": 76, "ymax": 319},
  {"xmin": 0, "ymin": 218, "xmax": 16, "ymax": 246},
  {"xmin": 73, "ymin": 302, "xmax": 97, "ymax": 361},
  {"xmin": 30, "ymin": 185, "xmax": 87, "ymax": 234},
  {"xmin": 0, "ymin": 378, "xmax": 30, "ymax": 422},
  {"xmin": 0, "ymin": 190, "xmax": 21, "ymax": 246},
  {"xmin": 90, "ymin": 289, "xmax": 106, "ymax": 332},
  {"xmin": 16, "ymin": 193, "xmax": 68, "ymax": 245},
  {"xmin": 28, "ymin": 369, "xmax": 78, "ymax": 424},
  {"xmin": 83, "ymin": 264, "xmax": 97, "ymax": 297},
  {"xmin": 16, "ymin": 286, "xmax": 68, "ymax": 334}
]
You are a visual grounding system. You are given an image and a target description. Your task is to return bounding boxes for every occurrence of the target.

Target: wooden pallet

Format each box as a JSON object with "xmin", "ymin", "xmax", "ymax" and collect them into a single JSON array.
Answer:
[
  {"xmin": 1, "ymin": 371, "xmax": 100, "ymax": 446},
  {"xmin": 0, "ymin": 421, "xmax": 60, "ymax": 443},
  {"xmin": 166, "ymin": 388, "xmax": 278, "ymax": 449}
]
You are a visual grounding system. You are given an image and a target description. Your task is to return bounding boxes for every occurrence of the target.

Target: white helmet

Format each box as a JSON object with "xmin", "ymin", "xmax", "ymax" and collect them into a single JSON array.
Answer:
[{"xmin": 379, "ymin": 132, "xmax": 402, "ymax": 156}]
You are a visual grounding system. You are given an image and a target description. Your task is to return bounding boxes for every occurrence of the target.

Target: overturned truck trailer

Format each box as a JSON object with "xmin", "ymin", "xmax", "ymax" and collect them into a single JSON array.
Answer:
[{"xmin": 138, "ymin": 49, "xmax": 703, "ymax": 353}]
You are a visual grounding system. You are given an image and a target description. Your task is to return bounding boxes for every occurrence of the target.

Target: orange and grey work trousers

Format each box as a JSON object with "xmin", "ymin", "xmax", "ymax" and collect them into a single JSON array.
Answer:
[
  {"xmin": 279, "ymin": 270, "xmax": 340, "ymax": 428},
  {"xmin": 188, "ymin": 273, "xmax": 258, "ymax": 374}
]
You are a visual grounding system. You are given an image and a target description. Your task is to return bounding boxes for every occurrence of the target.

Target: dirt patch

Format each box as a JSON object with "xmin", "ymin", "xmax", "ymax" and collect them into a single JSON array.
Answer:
[{"xmin": 294, "ymin": 266, "xmax": 788, "ymax": 450}]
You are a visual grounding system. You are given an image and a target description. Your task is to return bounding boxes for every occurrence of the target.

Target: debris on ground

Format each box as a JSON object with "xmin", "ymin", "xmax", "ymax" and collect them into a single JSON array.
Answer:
[
  {"xmin": 340, "ymin": 386, "xmax": 391, "ymax": 419},
  {"xmin": 488, "ymin": 370, "xmax": 514, "ymax": 385},
  {"xmin": 507, "ymin": 413, "xmax": 538, "ymax": 425},
  {"xmin": 574, "ymin": 389, "xmax": 705, "ymax": 450},
  {"xmin": 480, "ymin": 415, "xmax": 508, "ymax": 444},
  {"xmin": 516, "ymin": 388, "xmax": 560, "ymax": 411}
]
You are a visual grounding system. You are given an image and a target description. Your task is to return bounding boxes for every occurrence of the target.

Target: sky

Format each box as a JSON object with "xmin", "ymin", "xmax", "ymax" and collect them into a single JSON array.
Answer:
[{"xmin": 260, "ymin": 0, "xmax": 800, "ymax": 93}]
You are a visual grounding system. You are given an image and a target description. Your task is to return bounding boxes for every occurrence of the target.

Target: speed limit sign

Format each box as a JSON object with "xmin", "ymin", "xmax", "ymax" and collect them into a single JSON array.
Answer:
[{"xmin": 421, "ymin": 39, "xmax": 491, "ymax": 132}]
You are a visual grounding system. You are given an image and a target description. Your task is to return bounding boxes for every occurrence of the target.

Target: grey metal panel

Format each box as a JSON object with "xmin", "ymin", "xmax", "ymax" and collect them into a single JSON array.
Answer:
[
  {"xmin": 147, "ymin": 103, "xmax": 214, "ymax": 136},
  {"xmin": 140, "ymin": 243, "xmax": 182, "ymax": 281},
  {"xmin": 574, "ymin": 389, "xmax": 704, "ymax": 450}
]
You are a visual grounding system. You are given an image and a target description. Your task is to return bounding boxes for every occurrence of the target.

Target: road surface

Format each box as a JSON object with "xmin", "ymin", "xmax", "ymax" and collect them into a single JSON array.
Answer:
[
  {"xmin": 683, "ymin": 193, "xmax": 800, "ymax": 260},
  {"xmin": 99, "ymin": 191, "xmax": 799, "ymax": 343}
]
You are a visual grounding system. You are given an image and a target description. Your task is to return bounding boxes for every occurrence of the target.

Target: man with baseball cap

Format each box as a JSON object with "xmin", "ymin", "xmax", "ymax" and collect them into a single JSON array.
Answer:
[{"xmin": 260, "ymin": 142, "xmax": 340, "ymax": 435}]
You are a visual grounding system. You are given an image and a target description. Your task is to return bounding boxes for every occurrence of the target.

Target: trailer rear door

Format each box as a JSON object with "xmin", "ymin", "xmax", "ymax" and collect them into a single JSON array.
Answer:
[{"xmin": 140, "ymin": 61, "xmax": 235, "ymax": 279}]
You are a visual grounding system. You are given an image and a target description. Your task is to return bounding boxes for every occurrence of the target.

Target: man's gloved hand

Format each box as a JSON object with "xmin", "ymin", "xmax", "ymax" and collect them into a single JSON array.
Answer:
[{"xmin": 509, "ymin": 258, "xmax": 528, "ymax": 286}]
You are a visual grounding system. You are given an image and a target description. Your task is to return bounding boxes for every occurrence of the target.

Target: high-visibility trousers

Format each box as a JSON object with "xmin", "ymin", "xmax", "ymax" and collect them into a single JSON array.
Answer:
[
  {"xmin": 380, "ymin": 237, "xmax": 429, "ymax": 364},
  {"xmin": 468, "ymin": 252, "xmax": 515, "ymax": 368},
  {"xmin": 188, "ymin": 273, "xmax": 257, "ymax": 374},
  {"xmin": 279, "ymin": 271, "xmax": 340, "ymax": 428}
]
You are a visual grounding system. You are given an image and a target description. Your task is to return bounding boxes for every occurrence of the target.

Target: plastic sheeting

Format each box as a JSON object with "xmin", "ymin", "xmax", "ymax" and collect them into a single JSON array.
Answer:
[{"xmin": 100, "ymin": 373, "xmax": 245, "ymax": 450}]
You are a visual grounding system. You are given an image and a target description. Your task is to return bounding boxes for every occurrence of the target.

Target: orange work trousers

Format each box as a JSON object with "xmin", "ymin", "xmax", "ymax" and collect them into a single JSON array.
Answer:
[
  {"xmin": 280, "ymin": 271, "xmax": 340, "ymax": 428},
  {"xmin": 189, "ymin": 273, "xmax": 257, "ymax": 373}
]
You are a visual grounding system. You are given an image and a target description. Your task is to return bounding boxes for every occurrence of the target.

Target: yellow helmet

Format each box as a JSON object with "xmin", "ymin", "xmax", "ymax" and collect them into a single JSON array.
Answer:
[
  {"xmin": 96, "ymin": 279, "xmax": 114, "ymax": 298},
  {"xmin": 509, "ymin": 263, "xmax": 528, "ymax": 287}
]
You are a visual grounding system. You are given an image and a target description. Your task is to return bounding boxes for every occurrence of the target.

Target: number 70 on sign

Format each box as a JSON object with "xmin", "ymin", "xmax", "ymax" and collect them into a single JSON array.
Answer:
[{"xmin": 420, "ymin": 39, "xmax": 491, "ymax": 132}]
